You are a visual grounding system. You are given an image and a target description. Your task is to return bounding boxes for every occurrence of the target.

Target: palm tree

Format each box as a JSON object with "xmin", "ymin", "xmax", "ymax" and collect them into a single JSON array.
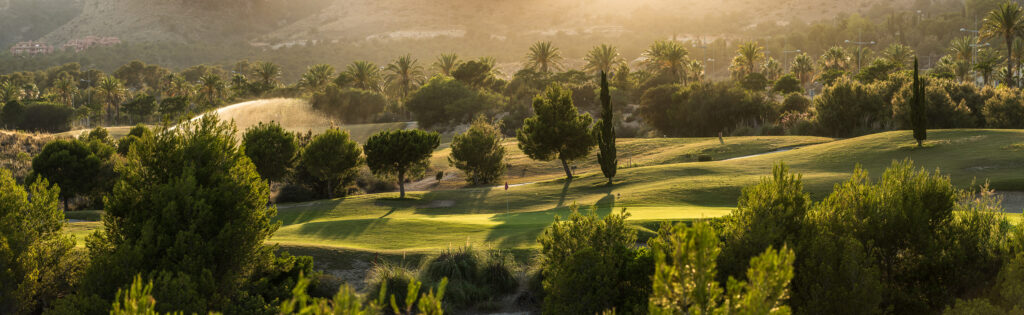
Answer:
[
  {"xmin": 0, "ymin": 81, "xmax": 21, "ymax": 103},
  {"xmin": 685, "ymin": 60, "xmax": 705, "ymax": 83},
  {"xmin": 252, "ymin": 61, "xmax": 281, "ymax": 87},
  {"xmin": 849, "ymin": 46, "xmax": 874, "ymax": 71},
  {"xmin": 882, "ymin": 44, "xmax": 915, "ymax": 70},
  {"xmin": 980, "ymin": 1, "xmax": 1024, "ymax": 84},
  {"xmin": 301, "ymin": 64, "xmax": 335, "ymax": 92},
  {"xmin": 198, "ymin": 73, "xmax": 226, "ymax": 108},
  {"xmin": 97, "ymin": 76, "xmax": 124, "ymax": 124},
  {"xmin": 949, "ymin": 36, "xmax": 975, "ymax": 62},
  {"xmin": 735, "ymin": 42, "xmax": 766, "ymax": 76},
  {"xmin": 385, "ymin": 54, "xmax": 426, "ymax": 101},
  {"xmin": 819, "ymin": 46, "xmax": 850, "ymax": 72},
  {"xmin": 642, "ymin": 40, "xmax": 689, "ymax": 82},
  {"xmin": 346, "ymin": 61, "xmax": 382, "ymax": 92},
  {"xmin": 584, "ymin": 44, "xmax": 624, "ymax": 75},
  {"xmin": 975, "ymin": 48, "xmax": 1003, "ymax": 85},
  {"xmin": 526, "ymin": 41, "xmax": 563, "ymax": 73},
  {"xmin": 432, "ymin": 53, "xmax": 461, "ymax": 76},
  {"xmin": 50, "ymin": 74, "xmax": 78, "ymax": 107},
  {"xmin": 791, "ymin": 53, "xmax": 815, "ymax": 87},
  {"xmin": 762, "ymin": 57, "xmax": 782, "ymax": 81}
]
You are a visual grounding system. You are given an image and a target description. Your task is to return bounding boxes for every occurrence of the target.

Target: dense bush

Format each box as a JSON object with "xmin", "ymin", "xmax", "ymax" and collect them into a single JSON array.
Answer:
[
  {"xmin": 60, "ymin": 115, "xmax": 288, "ymax": 314},
  {"xmin": 892, "ymin": 82, "xmax": 975, "ymax": 129},
  {"xmin": 983, "ymin": 89, "xmax": 1024, "ymax": 128},
  {"xmin": 649, "ymin": 222, "xmax": 795, "ymax": 314},
  {"xmin": 13, "ymin": 102, "xmax": 74, "ymax": 132},
  {"xmin": 780, "ymin": 92, "xmax": 811, "ymax": 113},
  {"xmin": 406, "ymin": 76, "xmax": 505, "ymax": 130},
  {"xmin": 812, "ymin": 78, "xmax": 887, "ymax": 137},
  {"xmin": 639, "ymin": 82, "xmax": 774, "ymax": 137},
  {"xmin": 310, "ymin": 85, "xmax": 388, "ymax": 124},
  {"xmin": 0, "ymin": 170, "xmax": 80, "ymax": 314},
  {"xmin": 537, "ymin": 206, "xmax": 652, "ymax": 314},
  {"xmin": 419, "ymin": 247, "xmax": 518, "ymax": 310},
  {"xmin": 115, "ymin": 124, "xmax": 151, "ymax": 156},
  {"xmin": 718, "ymin": 160, "xmax": 1014, "ymax": 314},
  {"xmin": 772, "ymin": 74, "xmax": 803, "ymax": 94}
]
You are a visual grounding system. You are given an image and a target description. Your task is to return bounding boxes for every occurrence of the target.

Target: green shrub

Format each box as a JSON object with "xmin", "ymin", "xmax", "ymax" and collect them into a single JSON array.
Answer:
[
  {"xmin": 367, "ymin": 263, "xmax": 418, "ymax": 314},
  {"xmin": 418, "ymin": 247, "xmax": 518, "ymax": 310},
  {"xmin": 780, "ymin": 92, "xmax": 810, "ymax": 113},
  {"xmin": 983, "ymin": 89, "xmax": 1024, "ymax": 128},
  {"xmin": 812, "ymin": 78, "xmax": 888, "ymax": 137},
  {"xmin": 538, "ymin": 206, "xmax": 652, "ymax": 314}
]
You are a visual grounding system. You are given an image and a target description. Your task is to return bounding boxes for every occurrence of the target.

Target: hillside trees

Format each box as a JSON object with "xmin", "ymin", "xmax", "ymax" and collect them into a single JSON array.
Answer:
[
  {"xmin": 449, "ymin": 116, "xmax": 506, "ymax": 185},
  {"xmin": 64, "ymin": 115, "xmax": 287, "ymax": 314},
  {"xmin": 297, "ymin": 128, "xmax": 363, "ymax": 198},
  {"xmin": 243, "ymin": 121, "xmax": 300, "ymax": 183},
  {"xmin": 516, "ymin": 85, "xmax": 594, "ymax": 179},
  {"xmin": 364, "ymin": 129, "xmax": 440, "ymax": 199},
  {"xmin": 0, "ymin": 170, "xmax": 79, "ymax": 314}
]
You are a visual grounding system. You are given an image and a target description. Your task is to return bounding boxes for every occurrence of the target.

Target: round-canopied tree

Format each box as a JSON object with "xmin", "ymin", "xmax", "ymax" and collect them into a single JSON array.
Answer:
[
  {"xmin": 364, "ymin": 129, "xmax": 440, "ymax": 198},
  {"xmin": 243, "ymin": 121, "xmax": 299, "ymax": 183},
  {"xmin": 517, "ymin": 84, "xmax": 594, "ymax": 179},
  {"xmin": 30, "ymin": 138, "xmax": 116, "ymax": 210},
  {"xmin": 298, "ymin": 128, "xmax": 363, "ymax": 198},
  {"xmin": 449, "ymin": 116, "xmax": 506, "ymax": 185}
]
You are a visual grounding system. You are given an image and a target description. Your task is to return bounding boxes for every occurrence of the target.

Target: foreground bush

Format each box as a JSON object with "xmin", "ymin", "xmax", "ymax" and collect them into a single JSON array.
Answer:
[
  {"xmin": 538, "ymin": 206, "xmax": 652, "ymax": 314},
  {"xmin": 0, "ymin": 170, "xmax": 79, "ymax": 314},
  {"xmin": 419, "ymin": 247, "xmax": 518, "ymax": 310},
  {"xmin": 55, "ymin": 115, "xmax": 295, "ymax": 314},
  {"xmin": 719, "ymin": 160, "xmax": 1013, "ymax": 314},
  {"xmin": 649, "ymin": 222, "xmax": 794, "ymax": 314}
]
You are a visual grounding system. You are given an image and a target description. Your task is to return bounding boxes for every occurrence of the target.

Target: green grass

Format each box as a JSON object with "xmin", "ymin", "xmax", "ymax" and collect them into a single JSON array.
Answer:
[{"xmin": 67, "ymin": 130, "xmax": 1024, "ymax": 252}]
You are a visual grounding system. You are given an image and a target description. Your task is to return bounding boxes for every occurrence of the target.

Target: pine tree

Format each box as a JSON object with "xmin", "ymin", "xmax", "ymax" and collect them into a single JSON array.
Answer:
[
  {"xmin": 594, "ymin": 71, "xmax": 617, "ymax": 184},
  {"xmin": 911, "ymin": 57, "xmax": 927, "ymax": 147}
]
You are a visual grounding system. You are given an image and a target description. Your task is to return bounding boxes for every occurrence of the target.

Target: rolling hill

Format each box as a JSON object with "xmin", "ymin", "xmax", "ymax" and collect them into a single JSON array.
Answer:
[
  {"xmin": 66, "ymin": 129, "xmax": 1024, "ymax": 252},
  {"xmin": 11, "ymin": 0, "xmax": 923, "ymax": 49}
]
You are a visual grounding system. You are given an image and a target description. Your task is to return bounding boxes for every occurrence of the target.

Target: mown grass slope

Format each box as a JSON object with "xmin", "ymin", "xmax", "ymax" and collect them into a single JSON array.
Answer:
[
  {"xmin": 269, "ymin": 130, "xmax": 1024, "ymax": 251},
  {"xmin": 67, "ymin": 130, "xmax": 1024, "ymax": 251}
]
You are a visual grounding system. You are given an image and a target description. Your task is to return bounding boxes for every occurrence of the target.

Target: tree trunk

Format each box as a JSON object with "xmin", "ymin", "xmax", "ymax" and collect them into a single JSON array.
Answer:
[
  {"xmin": 561, "ymin": 159, "xmax": 572, "ymax": 179},
  {"xmin": 398, "ymin": 170, "xmax": 406, "ymax": 199},
  {"xmin": 1007, "ymin": 34, "xmax": 1014, "ymax": 86}
]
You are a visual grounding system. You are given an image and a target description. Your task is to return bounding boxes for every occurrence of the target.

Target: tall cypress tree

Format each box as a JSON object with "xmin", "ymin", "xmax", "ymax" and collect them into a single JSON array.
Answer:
[
  {"xmin": 595, "ymin": 71, "xmax": 617, "ymax": 184},
  {"xmin": 911, "ymin": 58, "xmax": 927, "ymax": 147}
]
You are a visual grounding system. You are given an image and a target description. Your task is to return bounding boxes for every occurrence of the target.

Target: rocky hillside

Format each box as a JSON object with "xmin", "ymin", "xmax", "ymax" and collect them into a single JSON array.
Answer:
[{"xmin": 10, "ymin": 0, "xmax": 926, "ymax": 48}]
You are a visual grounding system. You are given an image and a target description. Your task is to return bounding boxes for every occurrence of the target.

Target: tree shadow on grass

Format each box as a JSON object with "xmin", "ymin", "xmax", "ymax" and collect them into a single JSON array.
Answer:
[{"xmin": 484, "ymin": 193, "xmax": 616, "ymax": 248}]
